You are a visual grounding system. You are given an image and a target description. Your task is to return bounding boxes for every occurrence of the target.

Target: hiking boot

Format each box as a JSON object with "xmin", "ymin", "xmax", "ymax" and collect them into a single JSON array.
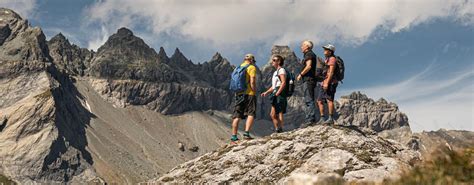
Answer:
[
  {"xmin": 300, "ymin": 121, "xmax": 315, "ymax": 128},
  {"xmin": 276, "ymin": 127, "xmax": 283, "ymax": 133},
  {"xmin": 230, "ymin": 135, "xmax": 239, "ymax": 144},
  {"xmin": 324, "ymin": 117, "xmax": 335, "ymax": 125},
  {"xmin": 243, "ymin": 132, "xmax": 254, "ymax": 140},
  {"xmin": 274, "ymin": 128, "xmax": 280, "ymax": 133},
  {"xmin": 315, "ymin": 116, "xmax": 327, "ymax": 125}
]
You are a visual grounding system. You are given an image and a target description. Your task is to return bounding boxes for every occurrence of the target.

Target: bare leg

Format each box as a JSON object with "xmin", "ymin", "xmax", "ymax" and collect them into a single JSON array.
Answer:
[
  {"xmin": 317, "ymin": 100, "xmax": 325, "ymax": 116},
  {"xmin": 328, "ymin": 100, "xmax": 334, "ymax": 116},
  {"xmin": 270, "ymin": 106, "xmax": 278, "ymax": 130},
  {"xmin": 278, "ymin": 113, "xmax": 284, "ymax": 128},
  {"xmin": 232, "ymin": 118, "xmax": 240, "ymax": 135},
  {"xmin": 245, "ymin": 116, "xmax": 255, "ymax": 132}
]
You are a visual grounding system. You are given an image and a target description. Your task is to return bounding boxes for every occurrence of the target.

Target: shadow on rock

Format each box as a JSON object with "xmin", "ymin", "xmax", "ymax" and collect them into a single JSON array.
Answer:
[{"xmin": 40, "ymin": 68, "xmax": 96, "ymax": 181}]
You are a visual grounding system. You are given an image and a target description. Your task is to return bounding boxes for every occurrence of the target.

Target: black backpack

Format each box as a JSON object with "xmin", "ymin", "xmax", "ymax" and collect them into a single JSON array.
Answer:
[
  {"xmin": 278, "ymin": 68, "xmax": 295, "ymax": 97},
  {"xmin": 334, "ymin": 56, "xmax": 345, "ymax": 82},
  {"xmin": 315, "ymin": 56, "xmax": 345, "ymax": 82}
]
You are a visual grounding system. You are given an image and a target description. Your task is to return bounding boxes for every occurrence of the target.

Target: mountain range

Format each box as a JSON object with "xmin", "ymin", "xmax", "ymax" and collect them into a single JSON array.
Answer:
[{"xmin": 0, "ymin": 8, "xmax": 472, "ymax": 184}]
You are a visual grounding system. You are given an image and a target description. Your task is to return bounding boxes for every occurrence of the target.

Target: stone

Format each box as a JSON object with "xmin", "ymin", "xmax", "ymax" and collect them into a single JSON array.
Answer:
[{"xmin": 151, "ymin": 125, "xmax": 420, "ymax": 183}]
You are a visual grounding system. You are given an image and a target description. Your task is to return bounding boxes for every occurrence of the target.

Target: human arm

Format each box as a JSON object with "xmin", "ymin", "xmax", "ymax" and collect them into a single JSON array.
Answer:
[
  {"xmin": 297, "ymin": 59, "xmax": 312, "ymax": 81},
  {"xmin": 261, "ymin": 87, "xmax": 274, "ymax": 97}
]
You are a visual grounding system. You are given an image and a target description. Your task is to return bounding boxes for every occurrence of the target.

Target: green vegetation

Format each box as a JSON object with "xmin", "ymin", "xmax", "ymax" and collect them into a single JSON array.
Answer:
[
  {"xmin": 0, "ymin": 174, "xmax": 15, "ymax": 185},
  {"xmin": 385, "ymin": 147, "xmax": 474, "ymax": 185}
]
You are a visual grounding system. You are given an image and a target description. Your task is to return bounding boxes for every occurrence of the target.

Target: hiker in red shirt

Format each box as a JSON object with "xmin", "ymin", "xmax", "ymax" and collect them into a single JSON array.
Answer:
[{"xmin": 317, "ymin": 44, "xmax": 338, "ymax": 125}]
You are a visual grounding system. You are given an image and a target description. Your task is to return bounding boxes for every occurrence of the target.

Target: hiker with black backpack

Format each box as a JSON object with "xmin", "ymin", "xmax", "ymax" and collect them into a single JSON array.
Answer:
[
  {"xmin": 229, "ymin": 54, "xmax": 258, "ymax": 143},
  {"xmin": 317, "ymin": 44, "xmax": 343, "ymax": 125},
  {"xmin": 297, "ymin": 40, "xmax": 319, "ymax": 127},
  {"xmin": 261, "ymin": 55, "xmax": 295, "ymax": 133}
]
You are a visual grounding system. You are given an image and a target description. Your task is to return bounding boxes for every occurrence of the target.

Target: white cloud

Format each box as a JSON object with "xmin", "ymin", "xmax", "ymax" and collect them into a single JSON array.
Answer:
[
  {"xmin": 86, "ymin": 25, "xmax": 110, "ymax": 51},
  {"xmin": 81, "ymin": 0, "xmax": 474, "ymax": 50},
  {"xmin": 0, "ymin": 0, "xmax": 37, "ymax": 18},
  {"xmin": 339, "ymin": 64, "xmax": 474, "ymax": 132}
]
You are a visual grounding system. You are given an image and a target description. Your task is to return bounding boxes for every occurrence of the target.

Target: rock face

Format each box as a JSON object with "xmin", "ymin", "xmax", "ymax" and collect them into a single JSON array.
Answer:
[
  {"xmin": 337, "ymin": 91, "xmax": 410, "ymax": 132},
  {"xmin": 89, "ymin": 27, "xmax": 178, "ymax": 82},
  {"xmin": 88, "ymin": 28, "xmax": 234, "ymax": 114},
  {"xmin": 0, "ymin": 8, "xmax": 50, "ymax": 78},
  {"xmin": 153, "ymin": 125, "xmax": 420, "ymax": 183},
  {"xmin": 0, "ymin": 8, "xmax": 98, "ymax": 183},
  {"xmin": 47, "ymin": 33, "xmax": 93, "ymax": 76}
]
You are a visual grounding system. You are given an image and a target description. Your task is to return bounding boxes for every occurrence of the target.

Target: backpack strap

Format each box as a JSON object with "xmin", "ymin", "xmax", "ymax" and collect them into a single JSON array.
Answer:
[{"xmin": 276, "ymin": 67, "xmax": 286, "ymax": 83}]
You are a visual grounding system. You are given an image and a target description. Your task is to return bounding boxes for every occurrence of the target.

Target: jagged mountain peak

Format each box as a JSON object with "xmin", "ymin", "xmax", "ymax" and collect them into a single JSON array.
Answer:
[
  {"xmin": 0, "ymin": 8, "xmax": 50, "ymax": 77},
  {"xmin": 271, "ymin": 45, "xmax": 293, "ymax": 53},
  {"xmin": 116, "ymin": 27, "xmax": 133, "ymax": 36},
  {"xmin": 263, "ymin": 45, "xmax": 300, "ymax": 69},
  {"xmin": 158, "ymin": 46, "xmax": 167, "ymax": 57},
  {"xmin": 0, "ymin": 8, "xmax": 34, "ymax": 39},
  {"xmin": 50, "ymin": 32, "xmax": 66, "ymax": 41},
  {"xmin": 47, "ymin": 32, "xmax": 93, "ymax": 76},
  {"xmin": 0, "ymin": 8, "xmax": 23, "ymax": 24},
  {"xmin": 209, "ymin": 52, "xmax": 231, "ymax": 66},
  {"xmin": 96, "ymin": 27, "xmax": 157, "ymax": 56},
  {"xmin": 171, "ymin": 47, "xmax": 187, "ymax": 60},
  {"xmin": 169, "ymin": 47, "xmax": 194, "ymax": 69},
  {"xmin": 157, "ymin": 46, "xmax": 170, "ymax": 63},
  {"xmin": 211, "ymin": 52, "xmax": 223, "ymax": 61},
  {"xmin": 341, "ymin": 91, "xmax": 370, "ymax": 101},
  {"xmin": 48, "ymin": 33, "xmax": 71, "ymax": 47}
]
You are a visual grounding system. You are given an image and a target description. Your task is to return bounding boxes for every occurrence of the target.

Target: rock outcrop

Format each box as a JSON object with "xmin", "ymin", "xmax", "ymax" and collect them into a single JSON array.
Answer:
[
  {"xmin": 152, "ymin": 125, "xmax": 420, "ymax": 183},
  {"xmin": 0, "ymin": 8, "xmax": 50, "ymax": 78},
  {"xmin": 337, "ymin": 92, "xmax": 410, "ymax": 132},
  {"xmin": 47, "ymin": 33, "xmax": 93, "ymax": 76},
  {"xmin": 0, "ymin": 8, "xmax": 98, "ymax": 183}
]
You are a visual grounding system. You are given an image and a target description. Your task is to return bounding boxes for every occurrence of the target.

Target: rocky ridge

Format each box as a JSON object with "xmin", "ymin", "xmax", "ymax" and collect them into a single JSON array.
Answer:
[
  {"xmin": 88, "ymin": 28, "xmax": 234, "ymax": 114},
  {"xmin": 152, "ymin": 125, "xmax": 420, "ymax": 183},
  {"xmin": 47, "ymin": 33, "xmax": 93, "ymax": 76}
]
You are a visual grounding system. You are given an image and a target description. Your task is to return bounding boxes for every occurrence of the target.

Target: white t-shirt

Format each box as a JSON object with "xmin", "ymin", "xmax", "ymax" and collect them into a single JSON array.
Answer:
[{"xmin": 272, "ymin": 68, "xmax": 286, "ymax": 90}]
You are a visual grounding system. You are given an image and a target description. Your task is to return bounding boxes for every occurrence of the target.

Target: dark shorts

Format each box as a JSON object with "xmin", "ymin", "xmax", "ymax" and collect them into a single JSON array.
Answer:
[
  {"xmin": 232, "ymin": 94, "xmax": 257, "ymax": 119},
  {"xmin": 317, "ymin": 83, "xmax": 338, "ymax": 101},
  {"xmin": 271, "ymin": 95, "xmax": 287, "ymax": 114}
]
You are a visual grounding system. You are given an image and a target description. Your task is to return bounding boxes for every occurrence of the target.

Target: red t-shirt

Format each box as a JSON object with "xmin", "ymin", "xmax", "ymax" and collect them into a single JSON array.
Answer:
[{"xmin": 324, "ymin": 56, "xmax": 338, "ymax": 84}]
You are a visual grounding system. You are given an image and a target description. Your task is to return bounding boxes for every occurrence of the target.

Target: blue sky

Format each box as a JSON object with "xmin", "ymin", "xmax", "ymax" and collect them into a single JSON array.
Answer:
[{"xmin": 1, "ymin": 0, "xmax": 473, "ymax": 132}]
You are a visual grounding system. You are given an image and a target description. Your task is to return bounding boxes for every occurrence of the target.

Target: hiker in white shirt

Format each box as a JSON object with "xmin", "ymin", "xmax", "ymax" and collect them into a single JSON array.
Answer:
[{"xmin": 261, "ymin": 55, "xmax": 288, "ymax": 133}]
